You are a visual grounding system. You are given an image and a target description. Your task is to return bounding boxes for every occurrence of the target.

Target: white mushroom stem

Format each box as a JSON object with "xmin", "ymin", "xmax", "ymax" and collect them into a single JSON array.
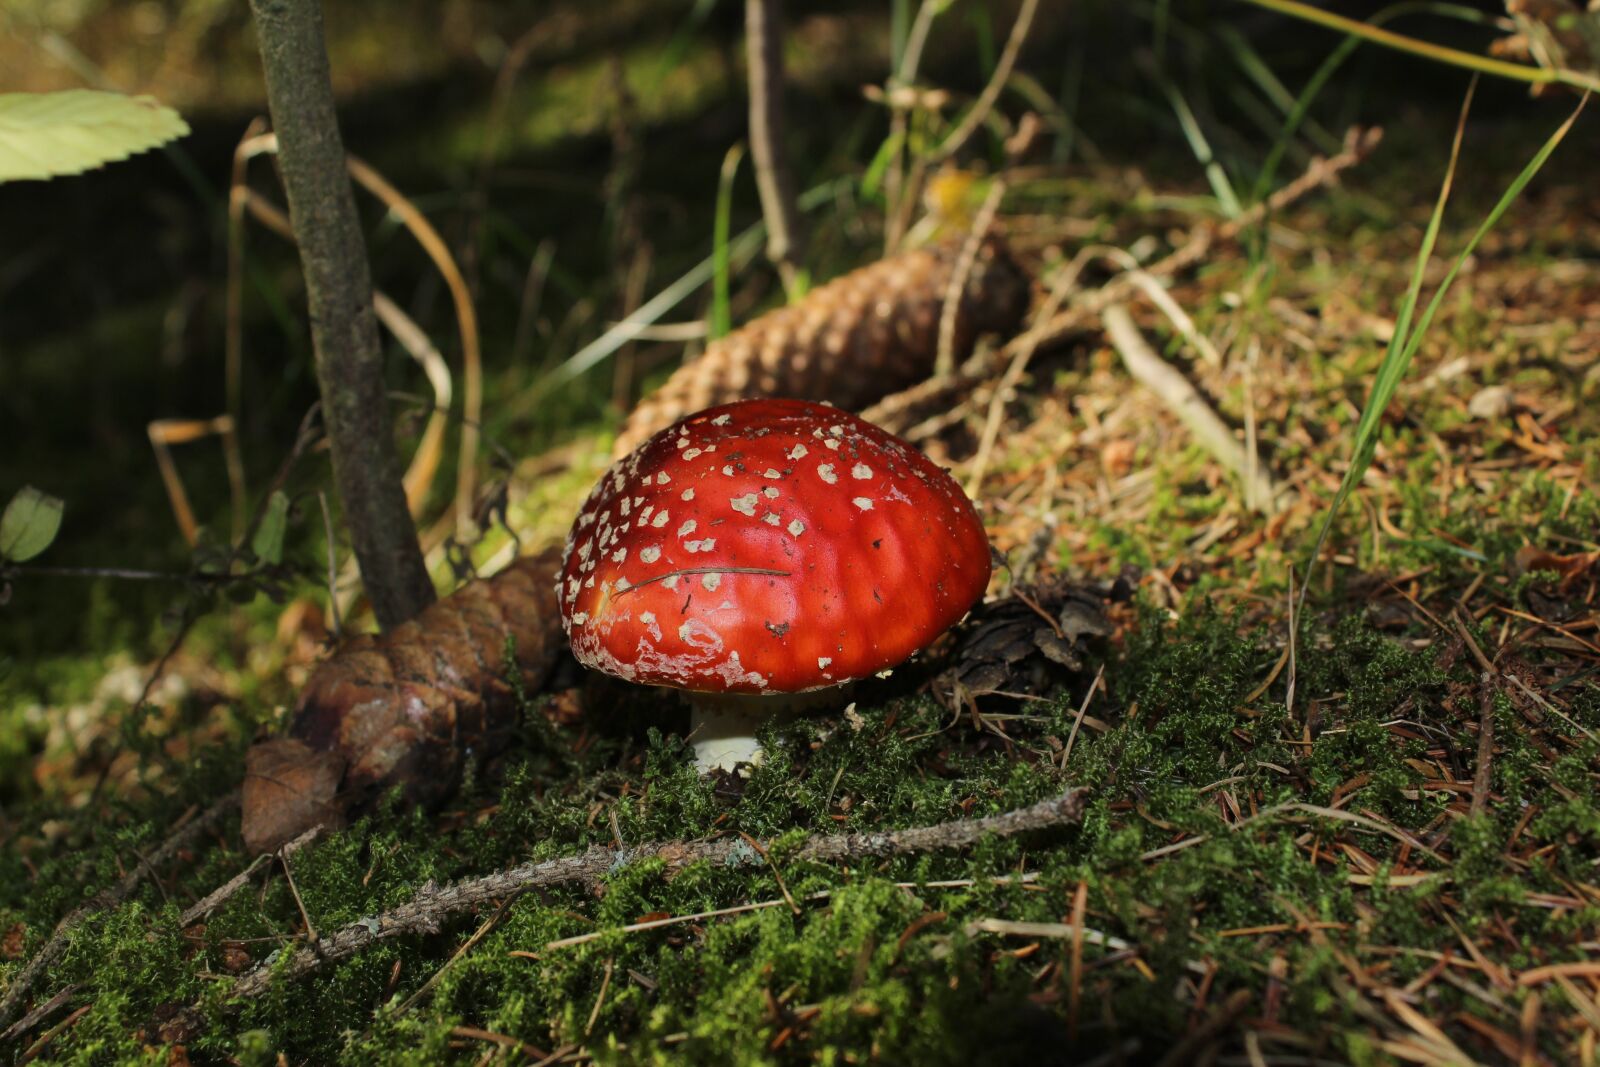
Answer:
[
  {"xmin": 689, "ymin": 701, "xmax": 770, "ymax": 772},
  {"xmin": 685, "ymin": 688, "xmax": 843, "ymax": 772}
]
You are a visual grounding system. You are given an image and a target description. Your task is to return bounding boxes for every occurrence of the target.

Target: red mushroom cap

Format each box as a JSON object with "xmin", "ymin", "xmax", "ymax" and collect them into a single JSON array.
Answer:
[{"xmin": 558, "ymin": 399, "xmax": 991, "ymax": 694}]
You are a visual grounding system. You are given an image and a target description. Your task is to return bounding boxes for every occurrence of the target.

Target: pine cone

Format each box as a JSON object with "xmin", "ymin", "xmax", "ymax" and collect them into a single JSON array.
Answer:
[
  {"xmin": 242, "ymin": 551, "xmax": 562, "ymax": 853},
  {"xmin": 613, "ymin": 236, "xmax": 1030, "ymax": 457}
]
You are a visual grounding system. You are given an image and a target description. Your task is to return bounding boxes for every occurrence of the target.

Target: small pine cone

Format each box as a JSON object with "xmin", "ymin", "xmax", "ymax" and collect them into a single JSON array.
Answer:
[
  {"xmin": 613, "ymin": 236, "xmax": 1030, "ymax": 457},
  {"xmin": 241, "ymin": 551, "xmax": 562, "ymax": 853}
]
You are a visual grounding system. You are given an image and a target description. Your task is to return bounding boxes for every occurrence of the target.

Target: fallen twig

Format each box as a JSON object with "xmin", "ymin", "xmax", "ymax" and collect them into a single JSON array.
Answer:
[
  {"xmin": 178, "ymin": 826, "xmax": 320, "ymax": 928},
  {"xmin": 1102, "ymin": 303, "xmax": 1283, "ymax": 512},
  {"xmin": 0, "ymin": 792, "xmax": 240, "ymax": 1033},
  {"xmin": 221, "ymin": 789, "xmax": 1084, "ymax": 1000},
  {"xmin": 0, "ymin": 986, "xmax": 80, "ymax": 1045},
  {"xmin": 1470, "ymin": 671, "xmax": 1497, "ymax": 818}
]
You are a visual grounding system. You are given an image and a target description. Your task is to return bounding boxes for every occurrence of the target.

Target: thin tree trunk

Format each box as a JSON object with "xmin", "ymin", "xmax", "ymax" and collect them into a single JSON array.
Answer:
[
  {"xmin": 246, "ymin": 0, "xmax": 435, "ymax": 628},
  {"xmin": 745, "ymin": 0, "xmax": 805, "ymax": 289}
]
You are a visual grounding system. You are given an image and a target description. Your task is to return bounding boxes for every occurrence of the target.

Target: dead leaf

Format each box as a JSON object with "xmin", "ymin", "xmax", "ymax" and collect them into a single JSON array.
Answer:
[
  {"xmin": 1101, "ymin": 439, "xmax": 1137, "ymax": 478},
  {"xmin": 241, "ymin": 738, "xmax": 346, "ymax": 854},
  {"xmin": 1516, "ymin": 546, "xmax": 1599, "ymax": 588},
  {"xmin": 1468, "ymin": 384, "xmax": 1515, "ymax": 420},
  {"xmin": 1, "ymin": 922, "xmax": 25, "ymax": 960}
]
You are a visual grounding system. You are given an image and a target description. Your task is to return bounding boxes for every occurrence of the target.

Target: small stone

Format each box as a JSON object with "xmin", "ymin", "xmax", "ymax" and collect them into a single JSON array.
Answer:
[{"xmin": 1467, "ymin": 384, "xmax": 1513, "ymax": 420}]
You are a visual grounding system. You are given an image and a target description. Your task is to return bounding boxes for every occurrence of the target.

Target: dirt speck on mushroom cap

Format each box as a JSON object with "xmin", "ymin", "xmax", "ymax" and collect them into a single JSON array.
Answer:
[{"xmin": 559, "ymin": 398, "xmax": 991, "ymax": 693}]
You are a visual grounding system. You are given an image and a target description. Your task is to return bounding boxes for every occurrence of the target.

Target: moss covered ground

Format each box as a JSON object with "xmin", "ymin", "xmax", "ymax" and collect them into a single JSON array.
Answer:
[{"xmin": 4, "ymin": 585, "xmax": 1599, "ymax": 1063}]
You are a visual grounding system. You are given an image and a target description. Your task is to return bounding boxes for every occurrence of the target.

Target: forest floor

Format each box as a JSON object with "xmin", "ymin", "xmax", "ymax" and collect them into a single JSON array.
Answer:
[
  {"xmin": 3, "ymin": 132, "xmax": 1598, "ymax": 1063},
  {"xmin": 3, "ymin": 4, "xmax": 1600, "ymax": 1061}
]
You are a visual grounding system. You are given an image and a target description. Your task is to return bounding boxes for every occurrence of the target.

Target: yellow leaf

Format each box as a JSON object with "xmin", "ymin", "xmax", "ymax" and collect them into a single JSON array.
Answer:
[{"xmin": 0, "ymin": 89, "xmax": 189, "ymax": 183}]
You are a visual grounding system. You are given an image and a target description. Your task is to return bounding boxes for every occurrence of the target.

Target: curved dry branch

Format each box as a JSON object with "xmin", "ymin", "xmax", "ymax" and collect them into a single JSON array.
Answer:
[{"xmin": 224, "ymin": 788, "xmax": 1085, "ymax": 1000}]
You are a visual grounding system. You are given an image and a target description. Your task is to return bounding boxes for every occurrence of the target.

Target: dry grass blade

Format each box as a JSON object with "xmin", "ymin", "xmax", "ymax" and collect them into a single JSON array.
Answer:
[
  {"xmin": 371, "ymin": 292, "xmax": 452, "ymax": 515},
  {"xmin": 344, "ymin": 155, "xmax": 481, "ymax": 532},
  {"xmin": 225, "ymin": 117, "xmax": 271, "ymax": 434},
  {"xmin": 964, "ymin": 917, "xmax": 1133, "ymax": 952},
  {"xmin": 231, "ymin": 132, "xmax": 478, "ymax": 529},
  {"xmin": 146, "ymin": 416, "xmax": 245, "ymax": 545},
  {"xmin": 1240, "ymin": 0, "xmax": 1600, "ymax": 93},
  {"xmin": 540, "ymin": 874, "xmax": 1042, "ymax": 952},
  {"xmin": 228, "ymin": 184, "xmax": 451, "ymax": 522},
  {"xmin": 935, "ymin": 178, "xmax": 1006, "ymax": 378},
  {"xmin": 861, "ymin": 126, "xmax": 1383, "ymax": 432}
]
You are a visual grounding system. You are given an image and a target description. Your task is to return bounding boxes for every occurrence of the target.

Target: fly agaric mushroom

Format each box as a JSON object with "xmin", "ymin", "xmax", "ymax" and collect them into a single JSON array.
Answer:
[{"xmin": 558, "ymin": 398, "xmax": 990, "ymax": 769}]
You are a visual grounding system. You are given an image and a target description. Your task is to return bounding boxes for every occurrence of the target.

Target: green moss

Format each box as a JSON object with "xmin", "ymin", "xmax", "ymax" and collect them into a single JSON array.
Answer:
[{"xmin": 6, "ymin": 595, "xmax": 1599, "ymax": 1063}]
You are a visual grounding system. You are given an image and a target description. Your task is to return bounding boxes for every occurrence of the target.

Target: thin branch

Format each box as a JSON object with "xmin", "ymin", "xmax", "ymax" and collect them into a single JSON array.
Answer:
[
  {"xmin": 745, "ymin": 0, "xmax": 806, "ymax": 291},
  {"xmin": 220, "ymin": 789, "xmax": 1084, "ymax": 1001},
  {"xmin": 0, "ymin": 793, "xmax": 240, "ymax": 1032},
  {"xmin": 179, "ymin": 827, "xmax": 320, "ymax": 928},
  {"xmin": 1470, "ymin": 671, "xmax": 1497, "ymax": 818},
  {"xmin": 246, "ymin": 0, "xmax": 434, "ymax": 630}
]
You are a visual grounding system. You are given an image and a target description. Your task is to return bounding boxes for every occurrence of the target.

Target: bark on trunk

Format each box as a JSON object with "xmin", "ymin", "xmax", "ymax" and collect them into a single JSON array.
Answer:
[{"xmin": 247, "ymin": 0, "xmax": 436, "ymax": 629}]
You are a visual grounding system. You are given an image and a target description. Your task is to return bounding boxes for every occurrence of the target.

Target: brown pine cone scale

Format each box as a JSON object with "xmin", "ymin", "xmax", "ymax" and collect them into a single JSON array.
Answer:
[
  {"xmin": 613, "ymin": 236, "xmax": 1030, "ymax": 457},
  {"xmin": 241, "ymin": 551, "xmax": 562, "ymax": 853}
]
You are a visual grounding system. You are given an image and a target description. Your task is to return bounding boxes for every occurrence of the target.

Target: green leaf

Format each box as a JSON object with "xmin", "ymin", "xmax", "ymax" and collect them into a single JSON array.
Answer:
[
  {"xmin": 251, "ymin": 491, "xmax": 291, "ymax": 566},
  {"xmin": 0, "ymin": 486, "xmax": 64, "ymax": 562},
  {"xmin": 0, "ymin": 89, "xmax": 189, "ymax": 183}
]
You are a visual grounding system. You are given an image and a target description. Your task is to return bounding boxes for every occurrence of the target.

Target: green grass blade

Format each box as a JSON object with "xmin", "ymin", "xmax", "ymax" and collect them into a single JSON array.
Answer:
[
  {"xmin": 539, "ymin": 178, "xmax": 843, "ymax": 392},
  {"xmin": 1387, "ymin": 96, "xmax": 1588, "ymax": 394},
  {"xmin": 1300, "ymin": 88, "xmax": 1587, "ymax": 602},
  {"xmin": 1237, "ymin": 0, "xmax": 1600, "ymax": 93},
  {"xmin": 861, "ymin": 129, "xmax": 905, "ymax": 201},
  {"xmin": 1216, "ymin": 24, "xmax": 1340, "ymax": 153},
  {"xmin": 710, "ymin": 143, "xmax": 746, "ymax": 341},
  {"xmin": 1298, "ymin": 82, "xmax": 1473, "ymax": 598},
  {"xmin": 1251, "ymin": 2, "xmax": 1502, "ymax": 206},
  {"xmin": 1164, "ymin": 82, "xmax": 1242, "ymax": 217},
  {"xmin": 1383, "ymin": 79, "xmax": 1475, "ymax": 389}
]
